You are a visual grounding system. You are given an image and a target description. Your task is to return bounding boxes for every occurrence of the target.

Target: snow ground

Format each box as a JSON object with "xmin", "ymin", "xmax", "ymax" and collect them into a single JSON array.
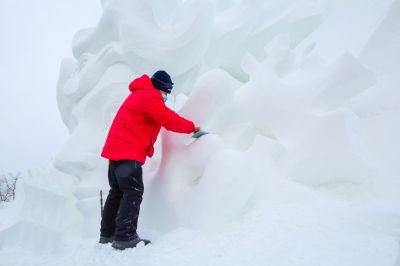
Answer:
[{"xmin": 1, "ymin": 199, "xmax": 399, "ymax": 266}]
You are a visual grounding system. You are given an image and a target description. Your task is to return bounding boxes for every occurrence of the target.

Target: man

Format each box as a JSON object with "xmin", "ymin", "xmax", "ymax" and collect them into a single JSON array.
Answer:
[{"xmin": 99, "ymin": 70, "xmax": 199, "ymax": 250}]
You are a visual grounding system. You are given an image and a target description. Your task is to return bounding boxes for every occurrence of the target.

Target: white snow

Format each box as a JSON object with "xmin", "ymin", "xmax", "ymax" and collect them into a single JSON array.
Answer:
[{"xmin": 1, "ymin": 0, "xmax": 400, "ymax": 265}]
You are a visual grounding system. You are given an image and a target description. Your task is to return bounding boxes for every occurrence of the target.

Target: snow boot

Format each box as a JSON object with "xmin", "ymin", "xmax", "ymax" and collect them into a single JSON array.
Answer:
[
  {"xmin": 99, "ymin": 236, "xmax": 113, "ymax": 244},
  {"xmin": 112, "ymin": 237, "xmax": 151, "ymax": 250}
]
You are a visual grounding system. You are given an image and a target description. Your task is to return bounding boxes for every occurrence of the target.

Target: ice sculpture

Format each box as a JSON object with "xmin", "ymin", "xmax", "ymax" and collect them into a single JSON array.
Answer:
[{"xmin": 1, "ymin": 0, "xmax": 399, "ymax": 262}]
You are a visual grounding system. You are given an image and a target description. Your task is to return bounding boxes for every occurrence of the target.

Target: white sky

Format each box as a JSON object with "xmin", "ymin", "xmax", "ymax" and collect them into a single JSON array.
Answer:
[{"xmin": 0, "ymin": 0, "xmax": 102, "ymax": 174}]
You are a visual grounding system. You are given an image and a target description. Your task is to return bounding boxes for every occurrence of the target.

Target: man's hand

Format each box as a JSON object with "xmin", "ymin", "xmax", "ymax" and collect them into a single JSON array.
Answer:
[{"xmin": 194, "ymin": 126, "xmax": 201, "ymax": 133}]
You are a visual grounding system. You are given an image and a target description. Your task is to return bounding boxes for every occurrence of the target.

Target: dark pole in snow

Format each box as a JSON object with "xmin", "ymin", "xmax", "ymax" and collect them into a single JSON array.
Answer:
[{"xmin": 100, "ymin": 190, "xmax": 104, "ymax": 217}]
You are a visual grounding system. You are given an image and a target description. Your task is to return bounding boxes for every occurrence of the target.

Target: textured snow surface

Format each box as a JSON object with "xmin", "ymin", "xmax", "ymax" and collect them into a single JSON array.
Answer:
[
  {"xmin": 1, "ymin": 0, "xmax": 400, "ymax": 265},
  {"xmin": 1, "ymin": 203, "xmax": 399, "ymax": 266}
]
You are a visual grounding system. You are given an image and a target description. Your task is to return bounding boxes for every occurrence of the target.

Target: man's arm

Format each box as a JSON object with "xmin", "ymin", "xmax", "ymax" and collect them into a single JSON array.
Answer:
[{"xmin": 144, "ymin": 93, "xmax": 196, "ymax": 133}]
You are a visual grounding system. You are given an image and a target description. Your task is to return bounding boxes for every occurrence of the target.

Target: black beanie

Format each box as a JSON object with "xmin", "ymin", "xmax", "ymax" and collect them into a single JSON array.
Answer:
[{"xmin": 151, "ymin": 70, "xmax": 174, "ymax": 94}]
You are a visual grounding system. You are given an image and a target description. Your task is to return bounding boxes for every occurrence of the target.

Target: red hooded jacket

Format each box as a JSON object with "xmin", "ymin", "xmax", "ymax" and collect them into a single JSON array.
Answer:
[{"xmin": 101, "ymin": 74, "xmax": 195, "ymax": 164}]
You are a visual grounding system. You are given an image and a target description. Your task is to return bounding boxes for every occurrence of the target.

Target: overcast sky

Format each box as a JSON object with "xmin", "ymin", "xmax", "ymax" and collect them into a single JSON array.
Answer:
[{"xmin": 0, "ymin": 0, "xmax": 102, "ymax": 174}]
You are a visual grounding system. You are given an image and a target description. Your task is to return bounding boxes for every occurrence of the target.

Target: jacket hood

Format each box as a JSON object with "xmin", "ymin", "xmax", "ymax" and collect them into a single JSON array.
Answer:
[{"xmin": 129, "ymin": 74, "xmax": 155, "ymax": 92}]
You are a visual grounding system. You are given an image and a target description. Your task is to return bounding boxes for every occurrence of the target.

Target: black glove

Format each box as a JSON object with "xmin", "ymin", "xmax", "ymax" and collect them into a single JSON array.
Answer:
[{"xmin": 192, "ymin": 130, "xmax": 209, "ymax": 139}]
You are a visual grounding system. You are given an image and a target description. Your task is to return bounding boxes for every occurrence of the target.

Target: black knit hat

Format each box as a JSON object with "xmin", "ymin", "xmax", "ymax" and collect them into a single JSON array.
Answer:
[{"xmin": 151, "ymin": 70, "xmax": 174, "ymax": 94}]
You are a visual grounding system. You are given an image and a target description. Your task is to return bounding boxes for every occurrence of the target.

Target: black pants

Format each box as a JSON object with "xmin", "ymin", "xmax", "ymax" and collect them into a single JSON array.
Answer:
[{"xmin": 100, "ymin": 160, "xmax": 144, "ymax": 241}]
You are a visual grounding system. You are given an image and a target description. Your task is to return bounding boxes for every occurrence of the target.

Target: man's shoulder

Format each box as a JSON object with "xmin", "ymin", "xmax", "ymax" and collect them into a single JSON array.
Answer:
[
  {"xmin": 132, "ymin": 87, "xmax": 159, "ymax": 97},
  {"xmin": 124, "ymin": 88, "xmax": 162, "ymax": 111},
  {"xmin": 142, "ymin": 88, "xmax": 163, "ymax": 102},
  {"xmin": 127, "ymin": 87, "xmax": 152, "ymax": 100}
]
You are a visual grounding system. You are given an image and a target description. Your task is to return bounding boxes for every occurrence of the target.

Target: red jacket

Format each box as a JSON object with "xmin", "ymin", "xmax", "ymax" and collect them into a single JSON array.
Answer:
[{"xmin": 101, "ymin": 74, "xmax": 195, "ymax": 164}]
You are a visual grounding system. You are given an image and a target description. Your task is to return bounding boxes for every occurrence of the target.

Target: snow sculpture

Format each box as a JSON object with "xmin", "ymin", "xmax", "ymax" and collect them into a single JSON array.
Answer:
[{"xmin": 1, "ymin": 1, "xmax": 399, "ymax": 262}]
